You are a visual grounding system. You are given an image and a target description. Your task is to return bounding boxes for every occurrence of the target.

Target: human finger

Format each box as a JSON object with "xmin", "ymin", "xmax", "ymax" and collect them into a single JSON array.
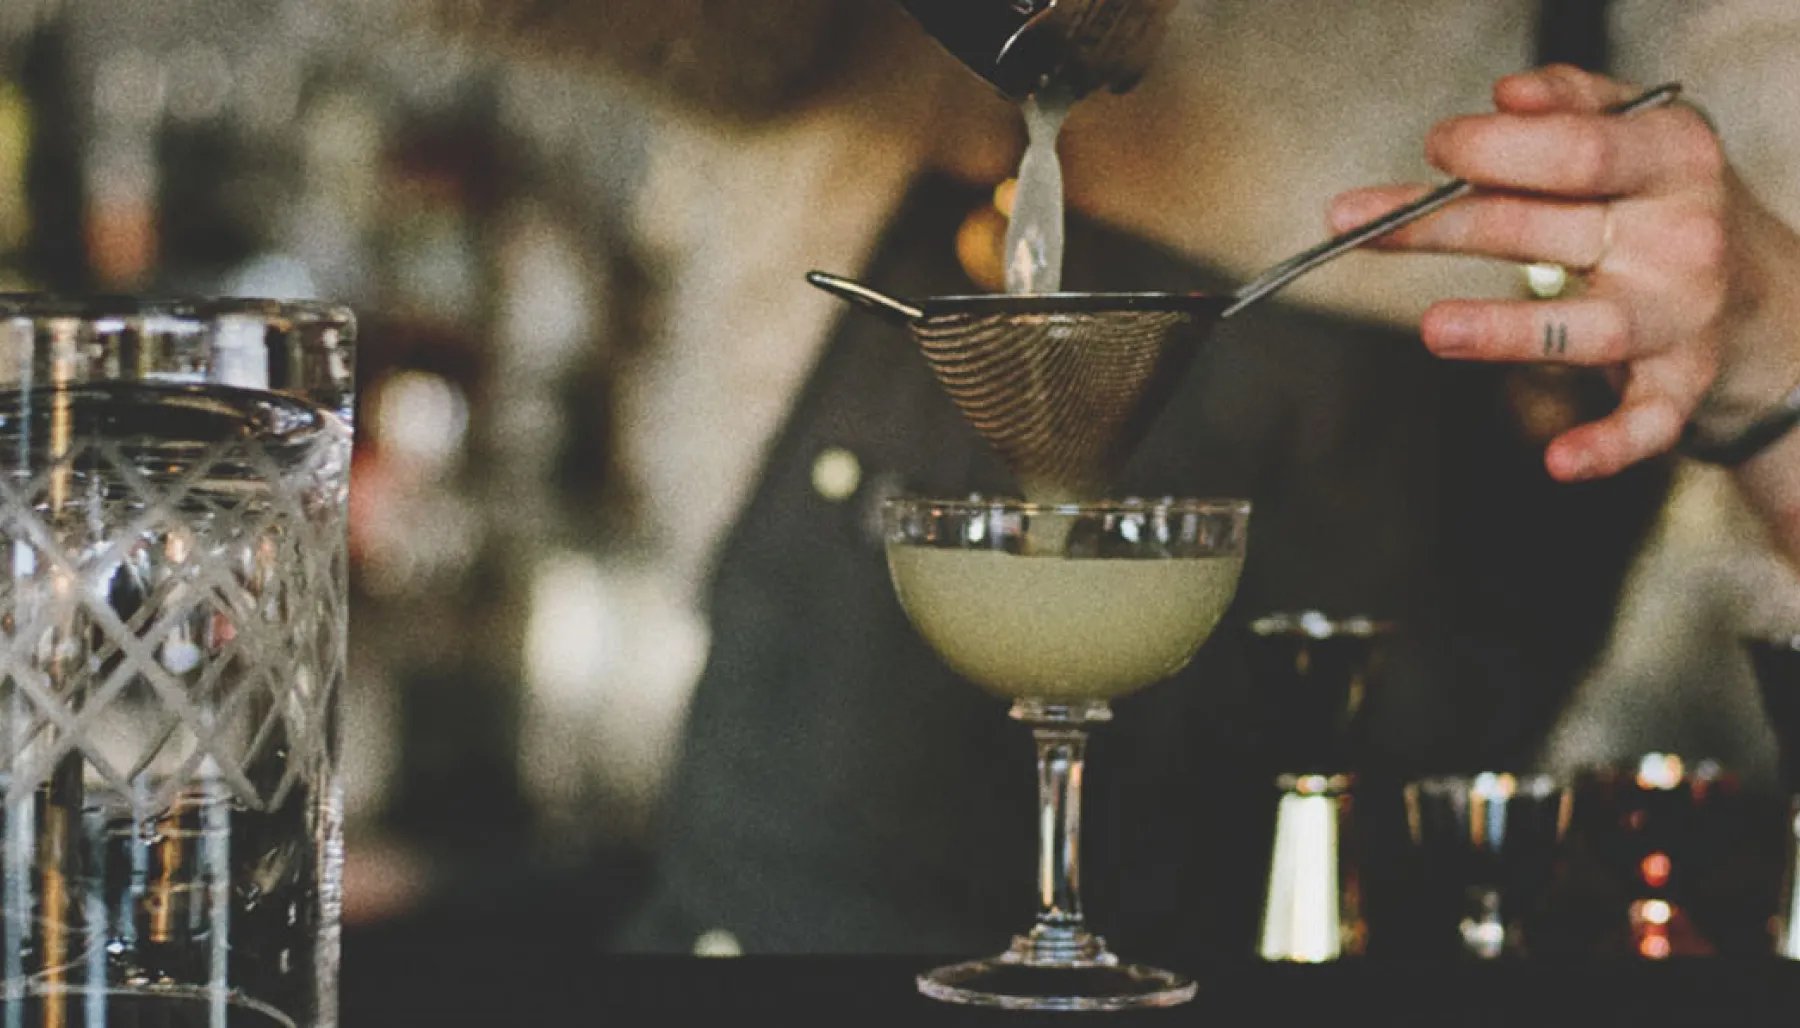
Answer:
[
  {"xmin": 1490, "ymin": 64, "xmax": 1637, "ymax": 116},
  {"xmin": 1420, "ymin": 297, "xmax": 1639, "ymax": 364},
  {"xmin": 1543, "ymin": 386, "xmax": 1684, "ymax": 480},
  {"xmin": 1329, "ymin": 187, "xmax": 1610, "ymax": 268},
  {"xmin": 1425, "ymin": 104, "xmax": 1720, "ymax": 198}
]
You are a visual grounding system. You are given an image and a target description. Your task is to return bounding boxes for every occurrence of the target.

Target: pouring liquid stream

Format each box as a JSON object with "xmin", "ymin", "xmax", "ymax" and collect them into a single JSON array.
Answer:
[
  {"xmin": 1004, "ymin": 88, "xmax": 1074, "ymax": 297},
  {"xmin": 1002, "ymin": 87, "xmax": 1093, "ymax": 550}
]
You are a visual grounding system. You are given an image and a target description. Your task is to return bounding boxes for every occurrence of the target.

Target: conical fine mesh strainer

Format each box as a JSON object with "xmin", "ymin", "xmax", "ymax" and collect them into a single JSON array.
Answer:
[
  {"xmin": 905, "ymin": 288, "xmax": 1224, "ymax": 497},
  {"xmin": 808, "ymin": 272, "xmax": 1225, "ymax": 497}
]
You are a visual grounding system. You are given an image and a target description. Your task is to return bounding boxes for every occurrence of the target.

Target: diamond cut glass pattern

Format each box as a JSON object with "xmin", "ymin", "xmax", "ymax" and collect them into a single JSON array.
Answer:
[
  {"xmin": 0, "ymin": 298, "xmax": 353, "ymax": 1028},
  {"xmin": 0, "ymin": 424, "xmax": 350, "ymax": 816}
]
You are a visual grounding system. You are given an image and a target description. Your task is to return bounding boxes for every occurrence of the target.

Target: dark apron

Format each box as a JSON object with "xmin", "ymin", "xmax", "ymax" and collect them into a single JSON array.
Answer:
[{"xmin": 614, "ymin": 169, "xmax": 1668, "ymax": 963}]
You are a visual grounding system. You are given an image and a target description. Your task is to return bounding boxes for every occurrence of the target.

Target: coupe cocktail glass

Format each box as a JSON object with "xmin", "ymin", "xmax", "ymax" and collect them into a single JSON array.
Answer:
[{"xmin": 883, "ymin": 495, "xmax": 1249, "ymax": 1010}]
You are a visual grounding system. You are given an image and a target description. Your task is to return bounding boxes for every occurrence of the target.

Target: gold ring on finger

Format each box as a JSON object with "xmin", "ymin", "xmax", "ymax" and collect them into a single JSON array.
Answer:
[
  {"xmin": 1522, "ymin": 203, "xmax": 1616, "ymax": 299},
  {"xmin": 1571, "ymin": 202, "xmax": 1617, "ymax": 275}
]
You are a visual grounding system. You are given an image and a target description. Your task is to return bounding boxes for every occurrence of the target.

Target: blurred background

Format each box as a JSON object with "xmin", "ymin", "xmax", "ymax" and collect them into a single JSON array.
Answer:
[
  {"xmin": 2, "ymin": 0, "xmax": 1797, "ymax": 963},
  {"xmin": 0, "ymin": 0, "xmax": 711, "ymax": 934}
]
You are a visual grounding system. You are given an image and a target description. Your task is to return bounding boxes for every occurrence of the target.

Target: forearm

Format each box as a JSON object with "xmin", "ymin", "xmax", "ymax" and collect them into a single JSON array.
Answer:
[
  {"xmin": 1735, "ymin": 428, "xmax": 1800, "ymax": 565},
  {"xmin": 1714, "ymin": 194, "xmax": 1800, "ymax": 567}
]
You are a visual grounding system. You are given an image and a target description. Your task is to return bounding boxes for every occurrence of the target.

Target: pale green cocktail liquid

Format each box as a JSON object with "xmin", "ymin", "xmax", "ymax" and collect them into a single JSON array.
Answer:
[{"xmin": 887, "ymin": 545, "xmax": 1243, "ymax": 702}]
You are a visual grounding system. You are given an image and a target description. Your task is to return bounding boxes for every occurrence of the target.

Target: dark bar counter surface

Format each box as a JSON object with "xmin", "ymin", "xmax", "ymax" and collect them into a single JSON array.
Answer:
[{"xmin": 342, "ymin": 913, "xmax": 1800, "ymax": 1026}]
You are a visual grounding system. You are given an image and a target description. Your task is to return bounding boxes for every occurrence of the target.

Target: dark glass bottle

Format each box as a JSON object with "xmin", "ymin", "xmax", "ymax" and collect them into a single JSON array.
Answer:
[{"xmin": 12, "ymin": 15, "xmax": 88, "ymax": 292}]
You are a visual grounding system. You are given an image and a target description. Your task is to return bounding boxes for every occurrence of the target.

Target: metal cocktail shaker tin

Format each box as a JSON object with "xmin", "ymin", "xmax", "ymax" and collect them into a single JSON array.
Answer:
[{"xmin": 896, "ymin": 0, "xmax": 1176, "ymax": 100}]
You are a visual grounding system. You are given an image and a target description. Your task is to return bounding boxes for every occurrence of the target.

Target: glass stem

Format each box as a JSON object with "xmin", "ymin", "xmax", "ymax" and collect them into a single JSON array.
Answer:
[
  {"xmin": 1012, "ymin": 699, "xmax": 1111, "ymax": 964},
  {"xmin": 1035, "ymin": 723, "xmax": 1087, "ymax": 936}
]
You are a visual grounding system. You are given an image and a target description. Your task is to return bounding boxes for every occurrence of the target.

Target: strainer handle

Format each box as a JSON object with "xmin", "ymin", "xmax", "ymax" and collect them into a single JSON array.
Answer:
[
  {"xmin": 1220, "ymin": 82, "xmax": 1683, "ymax": 319},
  {"xmin": 807, "ymin": 270, "xmax": 925, "ymax": 324}
]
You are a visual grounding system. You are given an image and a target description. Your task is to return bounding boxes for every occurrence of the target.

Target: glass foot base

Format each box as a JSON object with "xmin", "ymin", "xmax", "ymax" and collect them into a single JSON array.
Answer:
[{"xmin": 917, "ymin": 950, "xmax": 1196, "ymax": 1011}]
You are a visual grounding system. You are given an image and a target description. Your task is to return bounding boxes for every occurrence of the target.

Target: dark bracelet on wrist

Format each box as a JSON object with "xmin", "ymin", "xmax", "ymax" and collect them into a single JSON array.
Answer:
[{"xmin": 1679, "ymin": 378, "xmax": 1800, "ymax": 467}]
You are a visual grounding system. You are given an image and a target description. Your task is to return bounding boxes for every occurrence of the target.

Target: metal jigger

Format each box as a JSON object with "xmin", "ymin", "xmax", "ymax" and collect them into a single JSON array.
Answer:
[
  {"xmin": 1259, "ymin": 773, "xmax": 1361, "ymax": 962},
  {"xmin": 1745, "ymin": 635, "xmax": 1800, "ymax": 958},
  {"xmin": 1246, "ymin": 612, "xmax": 1391, "ymax": 962},
  {"xmin": 1403, "ymin": 773, "xmax": 1572, "ymax": 959},
  {"xmin": 1577, "ymin": 753, "xmax": 1740, "ymax": 959}
]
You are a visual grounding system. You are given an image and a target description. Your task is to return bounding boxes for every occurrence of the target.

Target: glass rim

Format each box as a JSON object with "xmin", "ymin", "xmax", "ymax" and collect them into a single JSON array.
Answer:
[
  {"xmin": 1407, "ymin": 773, "xmax": 1566, "ymax": 799},
  {"xmin": 914, "ymin": 291, "xmax": 1228, "ymax": 319},
  {"xmin": 881, "ymin": 496, "xmax": 1251, "ymax": 517},
  {"xmin": 0, "ymin": 294, "xmax": 355, "ymax": 328}
]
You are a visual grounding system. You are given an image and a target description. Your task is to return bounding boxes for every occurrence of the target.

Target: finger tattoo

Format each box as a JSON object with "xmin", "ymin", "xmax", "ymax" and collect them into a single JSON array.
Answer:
[{"xmin": 1542, "ymin": 321, "xmax": 1569, "ymax": 357}]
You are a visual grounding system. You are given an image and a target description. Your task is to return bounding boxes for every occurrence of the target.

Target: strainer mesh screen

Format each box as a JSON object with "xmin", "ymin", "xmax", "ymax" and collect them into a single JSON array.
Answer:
[{"xmin": 911, "ymin": 308, "xmax": 1201, "ymax": 497}]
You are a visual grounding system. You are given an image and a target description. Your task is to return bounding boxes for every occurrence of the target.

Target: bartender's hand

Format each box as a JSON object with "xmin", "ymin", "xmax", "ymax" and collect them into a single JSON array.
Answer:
[{"xmin": 1328, "ymin": 64, "xmax": 1800, "ymax": 484}]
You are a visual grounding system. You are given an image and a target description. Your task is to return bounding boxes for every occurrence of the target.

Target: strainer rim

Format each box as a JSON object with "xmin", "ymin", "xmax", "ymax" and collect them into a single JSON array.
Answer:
[{"xmin": 915, "ymin": 291, "xmax": 1226, "ymax": 319}]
